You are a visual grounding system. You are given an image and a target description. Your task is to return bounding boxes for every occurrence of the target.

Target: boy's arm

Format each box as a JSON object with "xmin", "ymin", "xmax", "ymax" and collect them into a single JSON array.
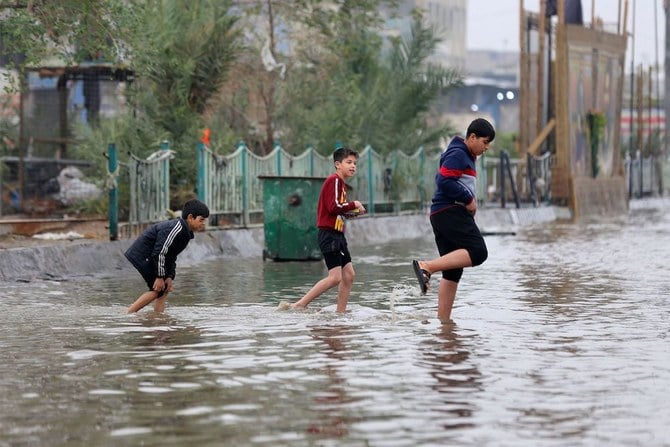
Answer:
[
  {"xmin": 166, "ymin": 258, "xmax": 177, "ymax": 280},
  {"xmin": 152, "ymin": 220, "xmax": 184, "ymax": 279},
  {"xmin": 321, "ymin": 176, "xmax": 357, "ymax": 214}
]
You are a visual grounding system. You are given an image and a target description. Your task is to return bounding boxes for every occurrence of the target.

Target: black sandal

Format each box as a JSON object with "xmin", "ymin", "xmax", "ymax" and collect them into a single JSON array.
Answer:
[{"xmin": 412, "ymin": 260, "xmax": 431, "ymax": 295}]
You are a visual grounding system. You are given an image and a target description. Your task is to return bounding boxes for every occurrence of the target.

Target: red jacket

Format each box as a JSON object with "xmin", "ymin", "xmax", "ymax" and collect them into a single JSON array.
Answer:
[{"xmin": 317, "ymin": 173, "xmax": 357, "ymax": 232}]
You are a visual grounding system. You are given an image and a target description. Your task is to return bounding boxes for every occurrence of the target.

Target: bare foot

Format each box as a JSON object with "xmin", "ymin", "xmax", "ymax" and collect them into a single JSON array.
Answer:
[{"xmin": 276, "ymin": 301, "xmax": 291, "ymax": 311}]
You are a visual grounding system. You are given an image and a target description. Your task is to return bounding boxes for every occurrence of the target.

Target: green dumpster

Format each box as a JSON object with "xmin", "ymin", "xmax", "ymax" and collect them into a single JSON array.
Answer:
[{"xmin": 259, "ymin": 176, "xmax": 326, "ymax": 261}]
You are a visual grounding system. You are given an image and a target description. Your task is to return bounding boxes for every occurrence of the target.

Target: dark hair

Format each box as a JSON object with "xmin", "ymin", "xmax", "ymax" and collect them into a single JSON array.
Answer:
[
  {"xmin": 466, "ymin": 118, "xmax": 496, "ymax": 142},
  {"xmin": 333, "ymin": 146, "xmax": 358, "ymax": 162},
  {"xmin": 182, "ymin": 199, "xmax": 209, "ymax": 218}
]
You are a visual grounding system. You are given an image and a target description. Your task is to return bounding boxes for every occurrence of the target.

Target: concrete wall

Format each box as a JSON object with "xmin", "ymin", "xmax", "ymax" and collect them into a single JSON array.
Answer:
[{"xmin": 0, "ymin": 207, "xmax": 570, "ymax": 283}]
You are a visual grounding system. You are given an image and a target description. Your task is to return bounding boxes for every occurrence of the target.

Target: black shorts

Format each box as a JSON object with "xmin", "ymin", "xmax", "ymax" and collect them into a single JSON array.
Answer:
[
  {"xmin": 430, "ymin": 206, "xmax": 488, "ymax": 282},
  {"xmin": 132, "ymin": 257, "xmax": 167, "ymax": 297},
  {"xmin": 317, "ymin": 229, "xmax": 352, "ymax": 270}
]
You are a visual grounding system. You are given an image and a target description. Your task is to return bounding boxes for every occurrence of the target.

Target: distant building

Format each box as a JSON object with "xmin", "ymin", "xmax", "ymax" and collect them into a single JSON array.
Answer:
[
  {"xmin": 385, "ymin": 0, "xmax": 467, "ymax": 71},
  {"xmin": 448, "ymin": 50, "xmax": 520, "ymax": 134},
  {"xmin": 465, "ymin": 50, "xmax": 519, "ymax": 85},
  {"xmin": 438, "ymin": 80, "xmax": 519, "ymax": 134}
]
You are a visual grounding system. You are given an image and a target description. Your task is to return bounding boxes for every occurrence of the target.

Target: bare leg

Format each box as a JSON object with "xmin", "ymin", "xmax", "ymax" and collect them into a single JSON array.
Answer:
[
  {"xmin": 419, "ymin": 249, "xmax": 472, "ymax": 275},
  {"xmin": 291, "ymin": 267, "xmax": 342, "ymax": 309},
  {"xmin": 335, "ymin": 263, "xmax": 355, "ymax": 312},
  {"xmin": 437, "ymin": 279, "xmax": 458, "ymax": 323},
  {"xmin": 153, "ymin": 293, "xmax": 169, "ymax": 313},
  {"xmin": 127, "ymin": 290, "xmax": 159, "ymax": 313}
]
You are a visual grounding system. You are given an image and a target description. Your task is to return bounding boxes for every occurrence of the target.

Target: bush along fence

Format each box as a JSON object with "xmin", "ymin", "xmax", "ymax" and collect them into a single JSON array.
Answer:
[{"xmin": 106, "ymin": 139, "xmax": 551, "ymax": 239}]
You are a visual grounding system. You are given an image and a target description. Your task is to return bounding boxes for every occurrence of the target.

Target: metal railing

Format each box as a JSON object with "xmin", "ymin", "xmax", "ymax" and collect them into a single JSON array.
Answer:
[
  {"xmin": 198, "ymin": 143, "xmax": 439, "ymax": 226},
  {"xmin": 625, "ymin": 153, "xmax": 664, "ymax": 198},
  {"xmin": 109, "ymin": 140, "xmax": 554, "ymax": 237},
  {"xmin": 126, "ymin": 142, "xmax": 173, "ymax": 234}
]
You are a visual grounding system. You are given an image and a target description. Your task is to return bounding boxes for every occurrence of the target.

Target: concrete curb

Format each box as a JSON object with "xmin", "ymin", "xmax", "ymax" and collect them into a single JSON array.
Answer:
[{"xmin": 0, "ymin": 206, "xmax": 570, "ymax": 282}]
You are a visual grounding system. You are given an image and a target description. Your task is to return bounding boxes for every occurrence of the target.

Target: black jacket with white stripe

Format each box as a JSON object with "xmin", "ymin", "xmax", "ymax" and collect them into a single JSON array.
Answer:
[{"xmin": 124, "ymin": 217, "xmax": 194, "ymax": 279}]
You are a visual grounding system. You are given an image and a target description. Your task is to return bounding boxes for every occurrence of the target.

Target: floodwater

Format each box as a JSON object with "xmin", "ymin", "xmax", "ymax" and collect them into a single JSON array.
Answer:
[{"xmin": 1, "ymin": 201, "xmax": 669, "ymax": 447}]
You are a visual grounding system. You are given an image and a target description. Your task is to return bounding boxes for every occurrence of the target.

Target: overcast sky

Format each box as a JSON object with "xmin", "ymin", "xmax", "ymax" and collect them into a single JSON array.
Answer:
[{"xmin": 467, "ymin": 0, "xmax": 664, "ymax": 67}]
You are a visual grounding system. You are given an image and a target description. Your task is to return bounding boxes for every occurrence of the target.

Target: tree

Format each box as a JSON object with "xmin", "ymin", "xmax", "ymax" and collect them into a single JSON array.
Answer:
[
  {"xmin": 0, "ymin": 0, "xmax": 132, "ymax": 70},
  {"xmin": 275, "ymin": 12, "xmax": 461, "ymax": 155},
  {"xmin": 3, "ymin": 0, "xmax": 462, "ymax": 209},
  {"xmin": 208, "ymin": 0, "xmax": 399, "ymax": 154},
  {"xmin": 70, "ymin": 1, "xmax": 242, "ymax": 207}
]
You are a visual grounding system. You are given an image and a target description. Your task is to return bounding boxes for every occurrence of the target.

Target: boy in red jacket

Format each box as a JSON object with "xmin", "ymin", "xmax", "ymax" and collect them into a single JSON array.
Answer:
[{"xmin": 291, "ymin": 147, "xmax": 366, "ymax": 312}]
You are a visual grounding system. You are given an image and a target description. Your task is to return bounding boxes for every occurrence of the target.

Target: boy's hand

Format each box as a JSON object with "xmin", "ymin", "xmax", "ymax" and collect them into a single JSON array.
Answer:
[
  {"xmin": 153, "ymin": 277, "xmax": 166, "ymax": 292},
  {"xmin": 165, "ymin": 277, "xmax": 174, "ymax": 292},
  {"xmin": 466, "ymin": 199, "xmax": 477, "ymax": 216},
  {"xmin": 353, "ymin": 201, "xmax": 367, "ymax": 214}
]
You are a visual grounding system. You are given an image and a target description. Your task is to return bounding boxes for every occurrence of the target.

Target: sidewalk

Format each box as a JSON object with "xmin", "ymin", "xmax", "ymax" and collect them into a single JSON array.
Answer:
[{"xmin": 0, "ymin": 217, "xmax": 110, "ymax": 250}]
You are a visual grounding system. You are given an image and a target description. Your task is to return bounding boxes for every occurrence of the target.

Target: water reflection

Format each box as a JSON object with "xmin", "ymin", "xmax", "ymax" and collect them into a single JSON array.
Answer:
[
  {"xmin": 129, "ymin": 313, "xmax": 203, "ymax": 346},
  {"xmin": 305, "ymin": 325, "xmax": 354, "ymax": 438},
  {"xmin": 418, "ymin": 323, "xmax": 482, "ymax": 432},
  {"xmin": 1, "ymin": 202, "xmax": 670, "ymax": 446}
]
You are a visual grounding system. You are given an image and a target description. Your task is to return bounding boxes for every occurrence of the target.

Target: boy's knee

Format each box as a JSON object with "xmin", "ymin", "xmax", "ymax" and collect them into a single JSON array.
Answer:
[
  {"xmin": 470, "ymin": 245, "xmax": 488, "ymax": 267},
  {"xmin": 326, "ymin": 271, "xmax": 342, "ymax": 286}
]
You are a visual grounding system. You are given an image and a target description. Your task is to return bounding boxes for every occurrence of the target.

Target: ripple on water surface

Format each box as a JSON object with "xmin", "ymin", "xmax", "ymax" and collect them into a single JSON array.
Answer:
[{"xmin": 1, "ymin": 205, "xmax": 669, "ymax": 446}]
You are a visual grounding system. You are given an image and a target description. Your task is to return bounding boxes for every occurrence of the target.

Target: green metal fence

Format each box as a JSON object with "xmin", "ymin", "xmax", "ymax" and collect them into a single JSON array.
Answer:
[
  {"xmin": 198, "ymin": 142, "xmax": 441, "ymax": 226},
  {"xmin": 197, "ymin": 141, "xmax": 333, "ymax": 225},
  {"xmin": 113, "ymin": 139, "xmax": 537, "ymax": 236},
  {"xmin": 127, "ymin": 142, "xmax": 173, "ymax": 233}
]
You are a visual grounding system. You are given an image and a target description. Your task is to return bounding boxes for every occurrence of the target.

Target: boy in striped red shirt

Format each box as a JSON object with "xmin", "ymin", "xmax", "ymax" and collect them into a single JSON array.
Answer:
[{"xmin": 291, "ymin": 147, "xmax": 366, "ymax": 312}]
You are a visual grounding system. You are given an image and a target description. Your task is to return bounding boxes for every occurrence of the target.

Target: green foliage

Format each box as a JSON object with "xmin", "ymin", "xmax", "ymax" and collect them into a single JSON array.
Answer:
[
  {"xmin": 133, "ymin": 0, "xmax": 240, "ymax": 116},
  {"xmin": 63, "ymin": 196, "xmax": 108, "ymax": 217},
  {"xmin": 488, "ymin": 132, "xmax": 519, "ymax": 158},
  {"xmin": 276, "ymin": 12, "xmax": 461, "ymax": 155},
  {"xmin": 586, "ymin": 110, "xmax": 606, "ymax": 177},
  {"xmin": 112, "ymin": 0, "xmax": 241, "ymax": 188},
  {"xmin": 67, "ymin": 0, "xmax": 241, "ymax": 204},
  {"xmin": 4, "ymin": 0, "xmax": 464, "ymax": 211},
  {"xmin": 0, "ymin": 0, "xmax": 133, "ymax": 74},
  {"xmin": 0, "ymin": 117, "xmax": 19, "ymax": 157}
]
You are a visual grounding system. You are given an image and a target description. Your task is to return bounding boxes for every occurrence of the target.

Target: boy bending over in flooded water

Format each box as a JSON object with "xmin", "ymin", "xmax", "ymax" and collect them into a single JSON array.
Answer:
[{"xmin": 125, "ymin": 199, "xmax": 209, "ymax": 313}]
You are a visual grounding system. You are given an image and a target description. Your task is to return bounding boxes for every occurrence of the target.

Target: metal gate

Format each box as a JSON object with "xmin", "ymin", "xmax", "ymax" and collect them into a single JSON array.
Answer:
[{"xmin": 127, "ymin": 142, "xmax": 173, "ymax": 234}]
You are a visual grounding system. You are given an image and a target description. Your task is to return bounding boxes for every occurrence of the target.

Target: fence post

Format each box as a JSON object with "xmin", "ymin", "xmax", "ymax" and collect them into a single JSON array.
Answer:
[
  {"xmin": 419, "ymin": 147, "xmax": 425, "ymax": 203},
  {"xmin": 238, "ymin": 141, "xmax": 249, "ymax": 226},
  {"xmin": 274, "ymin": 141, "xmax": 282, "ymax": 175},
  {"xmin": 391, "ymin": 150, "xmax": 399, "ymax": 213},
  {"xmin": 107, "ymin": 143, "xmax": 118, "ymax": 241},
  {"xmin": 160, "ymin": 141, "xmax": 170, "ymax": 213},
  {"xmin": 367, "ymin": 146, "xmax": 375, "ymax": 215},
  {"xmin": 526, "ymin": 152, "xmax": 537, "ymax": 206},
  {"xmin": 197, "ymin": 141, "xmax": 206, "ymax": 202},
  {"xmin": 638, "ymin": 153, "xmax": 643, "ymax": 198},
  {"xmin": 500, "ymin": 151, "xmax": 507, "ymax": 208},
  {"xmin": 308, "ymin": 146, "xmax": 314, "ymax": 176}
]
